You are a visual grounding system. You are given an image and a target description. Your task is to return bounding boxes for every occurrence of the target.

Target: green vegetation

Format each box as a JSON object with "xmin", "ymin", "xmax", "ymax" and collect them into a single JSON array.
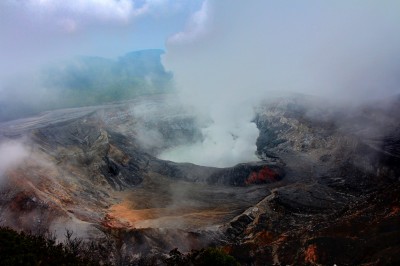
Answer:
[
  {"xmin": 0, "ymin": 226, "xmax": 240, "ymax": 265},
  {"xmin": 164, "ymin": 247, "xmax": 240, "ymax": 266},
  {"xmin": 0, "ymin": 227, "xmax": 108, "ymax": 265}
]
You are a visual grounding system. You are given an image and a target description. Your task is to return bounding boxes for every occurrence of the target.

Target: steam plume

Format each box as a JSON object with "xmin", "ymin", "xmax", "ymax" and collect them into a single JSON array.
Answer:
[{"xmin": 162, "ymin": 0, "xmax": 400, "ymax": 167}]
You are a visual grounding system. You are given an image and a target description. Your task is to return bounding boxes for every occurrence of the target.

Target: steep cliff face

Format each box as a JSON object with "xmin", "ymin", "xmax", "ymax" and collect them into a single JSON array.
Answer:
[{"xmin": 0, "ymin": 95, "xmax": 399, "ymax": 265}]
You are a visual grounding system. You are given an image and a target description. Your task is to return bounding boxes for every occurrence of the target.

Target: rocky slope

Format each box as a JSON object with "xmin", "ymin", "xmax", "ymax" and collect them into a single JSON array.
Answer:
[
  {"xmin": 222, "ymin": 96, "xmax": 400, "ymax": 265},
  {"xmin": 0, "ymin": 94, "xmax": 399, "ymax": 265}
]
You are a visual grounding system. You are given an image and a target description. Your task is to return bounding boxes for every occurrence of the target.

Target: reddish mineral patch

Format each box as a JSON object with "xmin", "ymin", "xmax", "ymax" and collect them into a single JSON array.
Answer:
[
  {"xmin": 245, "ymin": 166, "xmax": 279, "ymax": 185},
  {"xmin": 254, "ymin": 231, "xmax": 275, "ymax": 246},
  {"xmin": 102, "ymin": 213, "xmax": 131, "ymax": 229},
  {"xmin": 9, "ymin": 191, "xmax": 39, "ymax": 212},
  {"xmin": 387, "ymin": 206, "xmax": 400, "ymax": 217},
  {"xmin": 304, "ymin": 244, "xmax": 318, "ymax": 264}
]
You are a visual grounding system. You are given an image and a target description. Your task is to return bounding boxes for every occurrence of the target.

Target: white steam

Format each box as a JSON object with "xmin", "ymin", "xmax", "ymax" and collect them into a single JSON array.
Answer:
[
  {"xmin": 161, "ymin": 0, "xmax": 400, "ymax": 167},
  {"xmin": 158, "ymin": 100, "xmax": 259, "ymax": 167},
  {"xmin": 0, "ymin": 141, "xmax": 29, "ymax": 180}
]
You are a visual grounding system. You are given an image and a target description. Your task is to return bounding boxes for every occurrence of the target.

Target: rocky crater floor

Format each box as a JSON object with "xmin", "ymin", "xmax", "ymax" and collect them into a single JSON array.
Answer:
[{"xmin": 0, "ymin": 95, "xmax": 399, "ymax": 265}]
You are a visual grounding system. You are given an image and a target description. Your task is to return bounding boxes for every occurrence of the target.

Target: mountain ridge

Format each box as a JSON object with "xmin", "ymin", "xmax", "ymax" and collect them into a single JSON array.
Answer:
[{"xmin": 0, "ymin": 50, "xmax": 172, "ymax": 122}]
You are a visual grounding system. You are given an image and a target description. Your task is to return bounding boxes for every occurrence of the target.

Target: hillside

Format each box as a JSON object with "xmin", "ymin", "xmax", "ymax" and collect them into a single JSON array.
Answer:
[{"xmin": 0, "ymin": 50, "xmax": 172, "ymax": 122}]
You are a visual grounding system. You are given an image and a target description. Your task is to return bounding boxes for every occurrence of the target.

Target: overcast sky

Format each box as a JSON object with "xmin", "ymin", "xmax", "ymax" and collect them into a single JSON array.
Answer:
[{"xmin": 165, "ymin": 0, "xmax": 400, "ymax": 103}]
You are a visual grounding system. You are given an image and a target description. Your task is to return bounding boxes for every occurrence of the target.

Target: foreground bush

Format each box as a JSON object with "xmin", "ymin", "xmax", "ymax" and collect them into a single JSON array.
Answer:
[
  {"xmin": 0, "ymin": 227, "xmax": 103, "ymax": 265},
  {"xmin": 0, "ymin": 226, "xmax": 240, "ymax": 265},
  {"xmin": 165, "ymin": 247, "xmax": 240, "ymax": 266}
]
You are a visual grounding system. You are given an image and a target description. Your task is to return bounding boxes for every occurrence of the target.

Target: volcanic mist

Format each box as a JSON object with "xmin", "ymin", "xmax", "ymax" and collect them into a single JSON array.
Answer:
[{"xmin": 161, "ymin": 0, "xmax": 400, "ymax": 167}]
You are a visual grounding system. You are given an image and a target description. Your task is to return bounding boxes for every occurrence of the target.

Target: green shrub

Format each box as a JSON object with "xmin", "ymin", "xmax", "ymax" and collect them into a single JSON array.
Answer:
[
  {"xmin": 164, "ymin": 247, "xmax": 240, "ymax": 266},
  {"xmin": 0, "ymin": 227, "xmax": 102, "ymax": 265},
  {"xmin": 195, "ymin": 248, "xmax": 240, "ymax": 266}
]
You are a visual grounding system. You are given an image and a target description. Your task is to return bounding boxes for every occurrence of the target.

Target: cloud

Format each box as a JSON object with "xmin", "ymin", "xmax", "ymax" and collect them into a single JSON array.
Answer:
[
  {"xmin": 9, "ymin": 0, "xmax": 199, "ymax": 33},
  {"xmin": 161, "ymin": 0, "xmax": 400, "ymax": 167},
  {"xmin": 59, "ymin": 18, "xmax": 78, "ymax": 33},
  {"xmin": 167, "ymin": 0, "xmax": 400, "ymax": 102},
  {"xmin": 168, "ymin": 0, "xmax": 210, "ymax": 44},
  {"xmin": 25, "ymin": 0, "xmax": 146, "ymax": 26}
]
